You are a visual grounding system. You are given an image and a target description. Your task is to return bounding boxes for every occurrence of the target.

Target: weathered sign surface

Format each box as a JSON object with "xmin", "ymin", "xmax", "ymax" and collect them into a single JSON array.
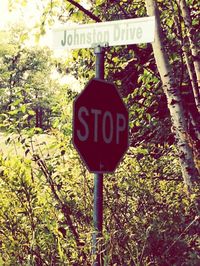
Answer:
[
  {"xmin": 52, "ymin": 16, "xmax": 155, "ymax": 49},
  {"xmin": 73, "ymin": 78, "xmax": 129, "ymax": 173}
]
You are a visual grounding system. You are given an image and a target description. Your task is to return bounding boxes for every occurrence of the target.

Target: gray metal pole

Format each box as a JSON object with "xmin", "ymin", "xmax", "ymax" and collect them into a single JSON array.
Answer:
[
  {"xmin": 93, "ymin": 46, "xmax": 105, "ymax": 266},
  {"xmin": 93, "ymin": 173, "xmax": 103, "ymax": 265},
  {"xmin": 95, "ymin": 46, "xmax": 105, "ymax": 79}
]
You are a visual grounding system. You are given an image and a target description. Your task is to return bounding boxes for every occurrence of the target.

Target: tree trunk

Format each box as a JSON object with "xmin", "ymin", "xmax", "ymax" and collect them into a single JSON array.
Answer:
[
  {"xmin": 145, "ymin": 0, "xmax": 199, "ymax": 192},
  {"xmin": 176, "ymin": 0, "xmax": 200, "ymax": 114},
  {"xmin": 184, "ymin": 48, "xmax": 200, "ymax": 114},
  {"xmin": 36, "ymin": 108, "xmax": 39, "ymax": 128},
  {"xmin": 39, "ymin": 107, "xmax": 43, "ymax": 129},
  {"xmin": 177, "ymin": 0, "xmax": 200, "ymax": 88},
  {"xmin": 168, "ymin": 1, "xmax": 200, "ymax": 114}
]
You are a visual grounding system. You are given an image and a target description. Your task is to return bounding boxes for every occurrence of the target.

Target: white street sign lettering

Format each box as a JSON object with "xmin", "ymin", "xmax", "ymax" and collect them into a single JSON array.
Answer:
[{"xmin": 52, "ymin": 16, "xmax": 155, "ymax": 49}]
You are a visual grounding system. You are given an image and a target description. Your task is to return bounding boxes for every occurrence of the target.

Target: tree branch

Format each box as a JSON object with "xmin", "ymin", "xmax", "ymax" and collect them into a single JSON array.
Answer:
[
  {"xmin": 66, "ymin": 0, "xmax": 102, "ymax": 22},
  {"xmin": 33, "ymin": 154, "xmax": 81, "ymax": 244}
]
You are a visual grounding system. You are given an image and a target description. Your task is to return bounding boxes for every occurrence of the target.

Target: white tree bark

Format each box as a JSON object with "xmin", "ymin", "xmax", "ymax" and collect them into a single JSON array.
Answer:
[
  {"xmin": 176, "ymin": 0, "xmax": 200, "ymax": 114},
  {"xmin": 145, "ymin": 0, "xmax": 199, "ymax": 192},
  {"xmin": 177, "ymin": 0, "xmax": 200, "ymax": 88}
]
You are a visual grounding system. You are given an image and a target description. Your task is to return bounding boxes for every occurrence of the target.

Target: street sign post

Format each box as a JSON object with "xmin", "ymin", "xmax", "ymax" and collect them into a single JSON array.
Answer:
[
  {"xmin": 52, "ymin": 16, "xmax": 155, "ymax": 49},
  {"xmin": 93, "ymin": 47, "xmax": 105, "ymax": 266},
  {"xmin": 52, "ymin": 15, "xmax": 155, "ymax": 266},
  {"xmin": 73, "ymin": 78, "xmax": 129, "ymax": 173}
]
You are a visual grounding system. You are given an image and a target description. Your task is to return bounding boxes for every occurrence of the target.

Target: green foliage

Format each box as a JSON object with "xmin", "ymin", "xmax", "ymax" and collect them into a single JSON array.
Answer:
[
  {"xmin": 1, "ymin": 134, "xmax": 200, "ymax": 265},
  {"xmin": 0, "ymin": 29, "xmax": 64, "ymax": 132},
  {"xmin": 1, "ymin": 0, "xmax": 200, "ymax": 265}
]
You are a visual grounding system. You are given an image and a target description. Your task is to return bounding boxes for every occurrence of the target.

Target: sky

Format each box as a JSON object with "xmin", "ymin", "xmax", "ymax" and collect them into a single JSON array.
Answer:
[
  {"xmin": 0, "ymin": 1, "xmax": 9, "ymax": 29},
  {"xmin": 0, "ymin": 0, "xmax": 85, "ymax": 91},
  {"xmin": 0, "ymin": 0, "xmax": 89, "ymax": 46},
  {"xmin": 0, "ymin": 0, "xmax": 84, "ymax": 90},
  {"xmin": 0, "ymin": 0, "xmax": 53, "ymax": 48},
  {"xmin": 0, "ymin": 0, "xmax": 42, "ymax": 29}
]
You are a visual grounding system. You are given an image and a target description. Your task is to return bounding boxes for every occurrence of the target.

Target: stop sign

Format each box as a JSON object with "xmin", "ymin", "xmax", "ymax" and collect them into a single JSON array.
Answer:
[{"xmin": 73, "ymin": 78, "xmax": 129, "ymax": 173}]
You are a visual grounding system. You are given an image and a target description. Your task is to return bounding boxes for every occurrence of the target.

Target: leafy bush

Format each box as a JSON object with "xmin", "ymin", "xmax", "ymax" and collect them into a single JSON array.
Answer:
[{"xmin": 0, "ymin": 135, "xmax": 199, "ymax": 265}]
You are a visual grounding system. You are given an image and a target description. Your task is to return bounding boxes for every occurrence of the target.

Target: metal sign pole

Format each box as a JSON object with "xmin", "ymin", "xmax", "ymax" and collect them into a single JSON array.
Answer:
[
  {"xmin": 95, "ymin": 46, "xmax": 105, "ymax": 79},
  {"xmin": 93, "ymin": 173, "xmax": 103, "ymax": 265},
  {"xmin": 93, "ymin": 46, "xmax": 105, "ymax": 266}
]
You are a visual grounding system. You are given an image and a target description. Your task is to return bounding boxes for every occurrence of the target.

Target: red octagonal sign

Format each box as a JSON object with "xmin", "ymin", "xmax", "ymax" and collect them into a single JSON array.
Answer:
[{"xmin": 73, "ymin": 78, "xmax": 129, "ymax": 173}]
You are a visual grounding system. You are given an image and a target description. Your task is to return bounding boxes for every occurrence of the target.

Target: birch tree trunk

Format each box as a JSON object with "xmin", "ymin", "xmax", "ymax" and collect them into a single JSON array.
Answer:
[
  {"xmin": 168, "ymin": 1, "xmax": 200, "ymax": 114},
  {"xmin": 145, "ymin": 0, "xmax": 199, "ymax": 192},
  {"xmin": 177, "ymin": 0, "xmax": 200, "ymax": 88},
  {"xmin": 183, "ymin": 48, "xmax": 200, "ymax": 114},
  {"xmin": 176, "ymin": 0, "xmax": 200, "ymax": 114}
]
